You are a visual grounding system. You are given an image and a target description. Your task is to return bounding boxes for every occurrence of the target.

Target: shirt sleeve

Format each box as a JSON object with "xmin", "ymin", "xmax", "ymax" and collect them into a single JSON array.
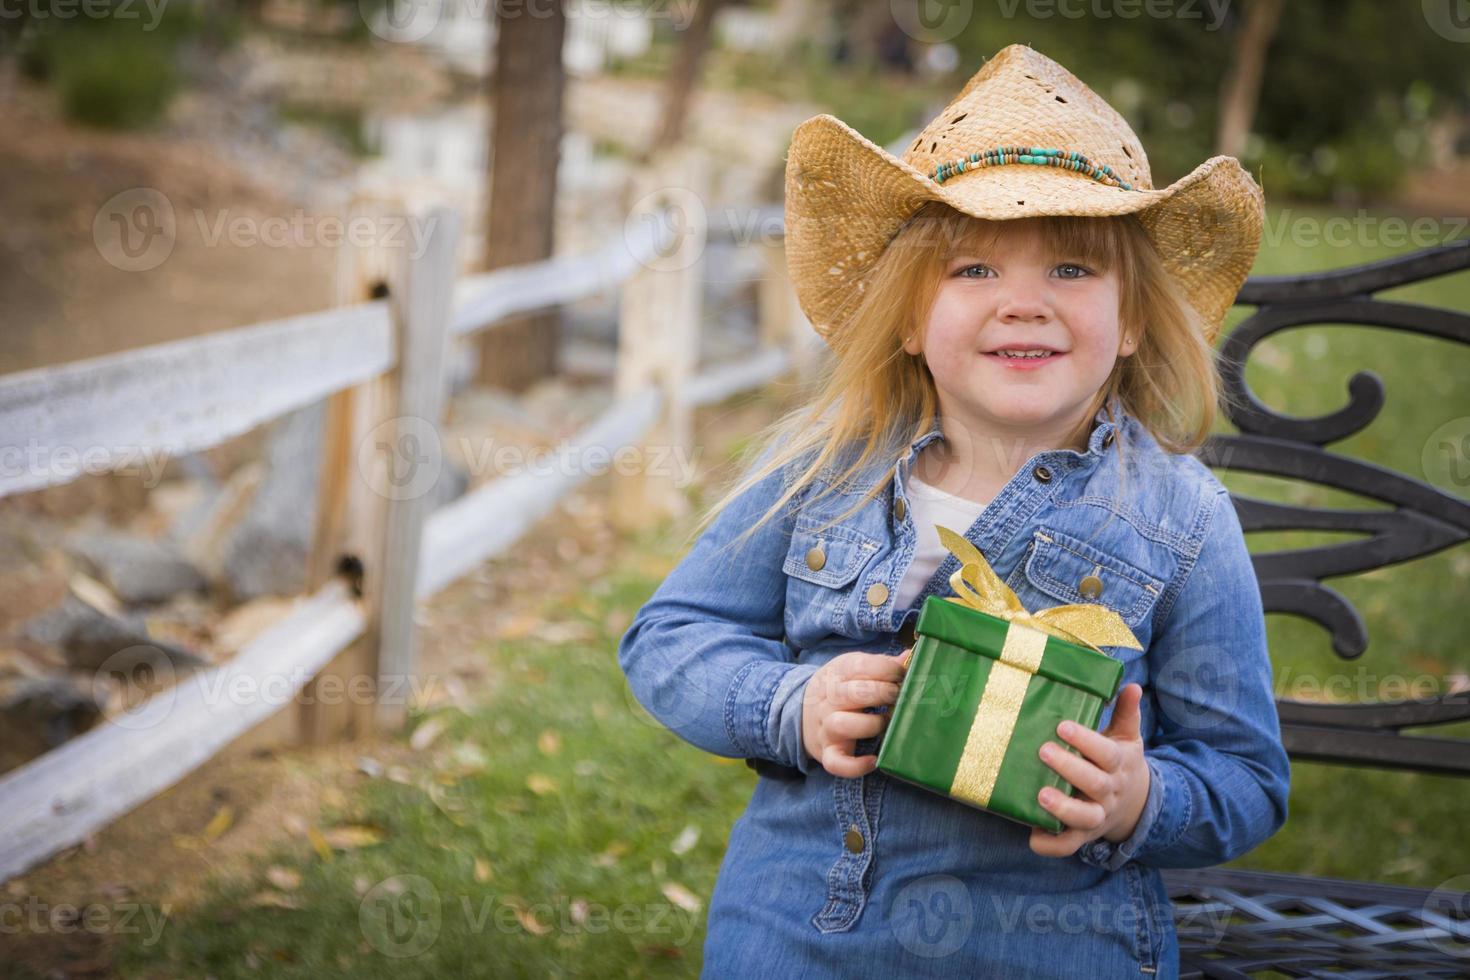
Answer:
[
  {"xmin": 617, "ymin": 449, "xmax": 821, "ymax": 772},
  {"xmin": 1077, "ymin": 486, "xmax": 1291, "ymax": 872}
]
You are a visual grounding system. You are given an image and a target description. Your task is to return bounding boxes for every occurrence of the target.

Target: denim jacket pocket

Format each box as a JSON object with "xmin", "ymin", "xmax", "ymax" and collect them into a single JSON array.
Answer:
[
  {"xmin": 782, "ymin": 518, "xmax": 881, "ymax": 638},
  {"xmin": 1010, "ymin": 527, "xmax": 1167, "ymax": 659}
]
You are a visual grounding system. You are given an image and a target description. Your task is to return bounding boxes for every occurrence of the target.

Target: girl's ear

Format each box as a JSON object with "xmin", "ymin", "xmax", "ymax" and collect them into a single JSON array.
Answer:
[
  {"xmin": 902, "ymin": 331, "xmax": 922, "ymax": 356},
  {"xmin": 1118, "ymin": 330, "xmax": 1137, "ymax": 357}
]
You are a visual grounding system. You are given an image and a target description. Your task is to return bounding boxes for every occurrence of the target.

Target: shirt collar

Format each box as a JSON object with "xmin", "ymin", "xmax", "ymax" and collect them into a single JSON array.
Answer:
[{"xmin": 899, "ymin": 393, "xmax": 1126, "ymax": 475}]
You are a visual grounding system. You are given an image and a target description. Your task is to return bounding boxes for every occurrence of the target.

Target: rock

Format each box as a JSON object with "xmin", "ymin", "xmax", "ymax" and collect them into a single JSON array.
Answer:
[
  {"xmin": 20, "ymin": 594, "xmax": 210, "ymax": 674},
  {"xmin": 173, "ymin": 461, "xmax": 265, "ymax": 583},
  {"xmin": 0, "ymin": 673, "xmax": 102, "ymax": 748},
  {"xmin": 66, "ymin": 529, "xmax": 208, "ymax": 606},
  {"xmin": 222, "ymin": 400, "xmax": 324, "ymax": 601}
]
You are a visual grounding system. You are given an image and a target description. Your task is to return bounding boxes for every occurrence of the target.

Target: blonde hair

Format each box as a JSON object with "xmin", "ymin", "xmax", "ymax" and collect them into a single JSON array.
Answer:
[{"xmin": 688, "ymin": 201, "xmax": 1232, "ymax": 558}]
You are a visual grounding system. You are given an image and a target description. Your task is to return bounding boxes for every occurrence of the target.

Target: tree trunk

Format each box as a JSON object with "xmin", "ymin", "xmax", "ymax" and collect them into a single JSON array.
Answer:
[
  {"xmin": 477, "ymin": 0, "xmax": 568, "ymax": 392},
  {"xmin": 1215, "ymin": 0, "xmax": 1284, "ymax": 159},
  {"xmin": 647, "ymin": 0, "xmax": 724, "ymax": 157}
]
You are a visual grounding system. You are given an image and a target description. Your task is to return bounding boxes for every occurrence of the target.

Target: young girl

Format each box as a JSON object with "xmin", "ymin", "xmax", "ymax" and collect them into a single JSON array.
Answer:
[{"xmin": 619, "ymin": 43, "xmax": 1289, "ymax": 979}]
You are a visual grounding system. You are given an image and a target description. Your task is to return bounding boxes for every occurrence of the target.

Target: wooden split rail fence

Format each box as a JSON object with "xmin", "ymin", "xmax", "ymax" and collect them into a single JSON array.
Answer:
[{"xmin": 0, "ymin": 148, "xmax": 823, "ymax": 882}]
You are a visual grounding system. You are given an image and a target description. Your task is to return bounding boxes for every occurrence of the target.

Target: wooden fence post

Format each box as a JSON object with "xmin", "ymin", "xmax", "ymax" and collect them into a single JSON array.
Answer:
[
  {"xmin": 611, "ymin": 144, "xmax": 708, "ymax": 531},
  {"xmin": 372, "ymin": 205, "xmax": 462, "ymax": 733},
  {"xmin": 303, "ymin": 197, "xmax": 461, "ymax": 742},
  {"xmin": 758, "ymin": 233, "xmax": 820, "ymax": 382}
]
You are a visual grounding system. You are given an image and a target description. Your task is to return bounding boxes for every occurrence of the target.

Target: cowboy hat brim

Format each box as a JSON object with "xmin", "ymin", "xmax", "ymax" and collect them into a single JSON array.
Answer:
[{"xmin": 783, "ymin": 113, "xmax": 1265, "ymax": 346}]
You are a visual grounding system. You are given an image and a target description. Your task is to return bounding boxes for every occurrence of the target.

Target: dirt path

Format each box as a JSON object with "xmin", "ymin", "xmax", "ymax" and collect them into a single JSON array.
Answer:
[{"xmin": 0, "ymin": 82, "xmax": 340, "ymax": 378}]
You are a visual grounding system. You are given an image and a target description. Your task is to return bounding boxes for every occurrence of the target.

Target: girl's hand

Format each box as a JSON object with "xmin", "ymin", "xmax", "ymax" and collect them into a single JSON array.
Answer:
[
  {"xmin": 1028, "ymin": 683, "xmax": 1150, "ymax": 858},
  {"xmin": 801, "ymin": 648, "xmax": 910, "ymax": 778}
]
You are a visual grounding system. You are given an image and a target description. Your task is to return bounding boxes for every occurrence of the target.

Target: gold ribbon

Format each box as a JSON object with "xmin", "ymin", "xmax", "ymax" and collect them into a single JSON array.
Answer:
[{"xmin": 931, "ymin": 524, "xmax": 1143, "ymax": 808}]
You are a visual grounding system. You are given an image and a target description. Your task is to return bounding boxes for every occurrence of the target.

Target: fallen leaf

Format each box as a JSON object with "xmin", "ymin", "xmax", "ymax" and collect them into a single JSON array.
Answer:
[
  {"xmin": 248, "ymin": 890, "xmax": 303, "ymax": 910},
  {"xmin": 410, "ymin": 716, "xmax": 448, "ymax": 751},
  {"xmin": 473, "ymin": 857, "xmax": 493, "ymax": 883},
  {"xmin": 201, "ymin": 805, "xmax": 235, "ymax": 842},
  {"xmin": 499, "ymin": 613, "xmax": 541, "ymax": 640},
  {"xmin": 670, "ymin": 825, "xmax": 699, "ymax": 856},
  {"xmin": 594, "ymin": 841, "xmax": 630, "ymax": 868},
  {"xmin": 307, "ymin": 827, "xmax": 333, "ymax": 863},
  {"xmin": 526, "ymin": 774, "xmax": 558, "ymax": 796},
  {"xmin": 659, "ymin": 881, "xmax": 702, "ymax": 914},
  {"xmin": 265, "ymin": 866, "xmax": 301, "ymax": 891},
  {"xmin": 537, "ymin": 730, "xmax": 561, "ymax": 755},
  {"xmin": 514, "ymin": 906, "xmax": 551, "ymax": 935},
  {"xmin": 69, "ymin": 573, "xmax": 122, "ymax": 617},
  {"xmin": 322, "ymin": 825, "xmax": 385, "ymax": 850}
]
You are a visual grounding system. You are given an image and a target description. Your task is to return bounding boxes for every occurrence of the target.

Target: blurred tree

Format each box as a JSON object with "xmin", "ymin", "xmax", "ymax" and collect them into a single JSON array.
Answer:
[
  {"xmin": 478, "ymin": 0, "xmax": 568, "ymax": 392},
  {"xmin": 1215, "ymin": 0, "xmax": 1282, "ymax": 158},
  {"xmin": 649, "ymin": 0, "xmax": 725, "ymax": 155}
]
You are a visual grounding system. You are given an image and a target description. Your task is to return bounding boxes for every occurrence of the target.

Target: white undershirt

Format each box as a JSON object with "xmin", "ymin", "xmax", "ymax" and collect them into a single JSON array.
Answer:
[{"xmin": 894, "ymin": 474, "xmax": 990, "ymax": 610}]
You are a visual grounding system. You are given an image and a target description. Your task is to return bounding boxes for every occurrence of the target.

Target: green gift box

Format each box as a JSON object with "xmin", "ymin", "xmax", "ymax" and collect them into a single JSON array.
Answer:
[{"xmin": 875, "ymin": 525, "xmax": 1139, "ymax": 833}]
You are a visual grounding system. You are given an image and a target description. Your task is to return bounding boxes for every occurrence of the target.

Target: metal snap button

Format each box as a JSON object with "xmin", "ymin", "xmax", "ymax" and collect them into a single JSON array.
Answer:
[
  {"xmin": 893, "ymin": 495, "xmax": 907, "ymax": 522},
  {"xmin": 866, "ymin": 582, "xmax": 889, "ymax": 607},
  {"xmin": 1102, "ymin": 430, "xmax": 1115, "ymax": 448},
  {"xmin": 844, "ymin": 824, "xmax": 865, "ymax": 853},
  {"xmin": 805, "ymin": 544, "xmax": 826, "ymax": 571},
  {"xmin": 1033, "ymin": 464, "xmax": 1053, "ymax": 483},
  {"xmin": 1079, "ymin": 566, "xmax": 1104, "ymax": 600}
]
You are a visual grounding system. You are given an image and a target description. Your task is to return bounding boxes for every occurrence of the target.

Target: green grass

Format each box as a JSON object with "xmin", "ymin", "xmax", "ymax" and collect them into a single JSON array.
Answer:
[
  {"xmin": 116, "ymin": 207, "xmax": 1469, "ymax": 972},
  {"xmin": 117, "ymin": 536, "xmax": 753, "ymax": 977}
]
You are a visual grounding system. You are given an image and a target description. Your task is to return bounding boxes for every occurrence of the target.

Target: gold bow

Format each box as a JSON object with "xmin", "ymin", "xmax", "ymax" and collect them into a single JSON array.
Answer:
[
  {"xmin": 936, "ymin": 524, "xmax": 1142, "ymax": 657},
  {"xmin": 932, "ymin": 524, "xmax": 1141, "ymax": 810}
]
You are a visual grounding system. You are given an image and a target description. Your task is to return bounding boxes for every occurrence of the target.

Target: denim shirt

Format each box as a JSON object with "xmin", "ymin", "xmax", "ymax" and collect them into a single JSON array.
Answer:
[{"xmin": 618, "ymin": 399, "xmax": 1290, "ymax": 978}]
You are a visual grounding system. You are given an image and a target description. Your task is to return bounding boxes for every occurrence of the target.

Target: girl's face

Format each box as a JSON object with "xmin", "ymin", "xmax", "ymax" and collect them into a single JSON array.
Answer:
[{"xmin": 903, "ymin": 220, "xmax": 1136, "ymax": 445}]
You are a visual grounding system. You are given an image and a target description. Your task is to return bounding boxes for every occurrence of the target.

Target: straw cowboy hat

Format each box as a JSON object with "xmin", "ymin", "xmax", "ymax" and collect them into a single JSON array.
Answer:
[{"xmin": 782, "ymin": 43, "xmax": 1265, "ymax": 347}]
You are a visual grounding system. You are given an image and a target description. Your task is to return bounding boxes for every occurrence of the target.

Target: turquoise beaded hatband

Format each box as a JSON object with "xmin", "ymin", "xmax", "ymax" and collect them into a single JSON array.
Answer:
[{"xmin": 932, "ymin": 146, "xmax": 1137, "ymax": 191}]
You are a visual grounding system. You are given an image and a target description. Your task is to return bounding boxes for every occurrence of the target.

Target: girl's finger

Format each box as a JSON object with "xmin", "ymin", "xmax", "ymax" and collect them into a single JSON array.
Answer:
[
  {"xmin": 1056, "ymin": 720, "xmax": 1123, "ymax": 772},
  {"xmin": 835, "ymin": 651, "xmax": 909, "ymax": 684},
  {"xmin": 1028, "ymin": 825, "xmax": 1089, "ymax": 858},
  {"xmin": 1038, "ymin": 741, "xmax": 1109, "ymax": 799},
  {"xmin": 821, "ymin": 742, "xmax": 877, "ymax": 778},
  {"xmin": 1104, "ymin": 684, "xmax": 1144, "ymax": 741},
  {"xmin": 830, "ymin": 677, "xmax": 900, "ymax": 710},
  {"xmin": 825, "ymin": 709, "xmax": 888, "ymax": 740},
  {"xmin": 1037, "ymin": 786, "xmax": 1106, "ymax": 832}
]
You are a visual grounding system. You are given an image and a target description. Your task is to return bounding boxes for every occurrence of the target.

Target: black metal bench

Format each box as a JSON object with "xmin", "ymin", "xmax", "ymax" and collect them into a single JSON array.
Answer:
[{"xmin": 1163, "ymin": 238, "xmax": 1470, "ymax": 978}]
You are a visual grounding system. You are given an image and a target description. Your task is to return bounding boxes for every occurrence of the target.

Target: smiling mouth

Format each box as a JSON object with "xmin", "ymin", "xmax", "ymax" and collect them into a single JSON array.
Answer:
[{"xmin": 984, "ymin": 350, "xmax": 1066, "ymax": 360}]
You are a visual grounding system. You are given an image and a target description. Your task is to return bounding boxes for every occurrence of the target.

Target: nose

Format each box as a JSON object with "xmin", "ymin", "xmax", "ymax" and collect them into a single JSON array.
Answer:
[{"xmin": 996, "ymin": 272, "xmax": 1052, "ymax": 323}]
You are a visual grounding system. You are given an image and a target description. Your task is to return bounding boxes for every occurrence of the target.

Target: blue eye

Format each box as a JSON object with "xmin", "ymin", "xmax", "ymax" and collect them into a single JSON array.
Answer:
[
  {"xmin": 957, "ymin": 264, "xmax": 994, "ymax": 278},
  {"xmin": 1056, "ymin": 263, "xmax": 1092, "ymax": 279}
]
